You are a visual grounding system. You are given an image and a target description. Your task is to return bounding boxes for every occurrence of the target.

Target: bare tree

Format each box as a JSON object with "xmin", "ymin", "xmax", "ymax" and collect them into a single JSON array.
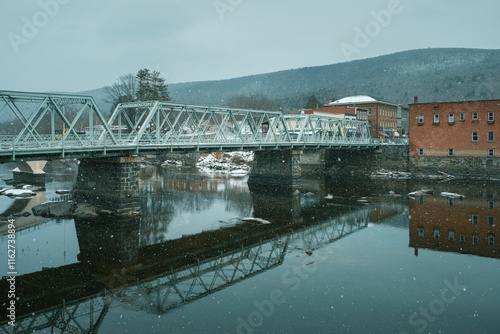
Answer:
[{"xmin": 105, "ymin": 73, "xmax": 137, "ymax": 112}]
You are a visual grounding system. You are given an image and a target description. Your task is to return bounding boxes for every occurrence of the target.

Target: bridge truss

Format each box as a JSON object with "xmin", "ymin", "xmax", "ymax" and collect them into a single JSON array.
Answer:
[
  {"xmin": 0, "ymin": 296, "xmax": 108, "ymax": 334},
  {"xmin": 0, "ymin": 90, "xmax": 375, "ymax": 162}
]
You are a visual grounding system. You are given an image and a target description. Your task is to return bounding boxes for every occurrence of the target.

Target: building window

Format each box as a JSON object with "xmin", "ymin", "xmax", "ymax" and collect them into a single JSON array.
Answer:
[
  {"xmin": 488, "ymin": 216, "xmax": 495, "ymax": 226},
  {"xmin": 472, "ymin": 214, "xmax": 479, "ymax": 225},
  {"xmin": 418, "ymin": 148, "xmax": 424, "ymax": 156},
  {"xmin": 448, "ymin": 148, "xmax": 454, "ymax": 156},
  {"xmin": 488, "ymin": 132, "xmax": 494, "ymax": 142},
  {"xmin": 459, "ymin": 233, "xmax": 466, "ymax": 242},
  {"xmin": 448, "ymin": 113, "xmax": 455, "ymax": 124},
  {"xmin": 417, "ymin": 114, "xmax": 424, "ymax": 124},
  {"xmin": 459, "ymin": 113, "xmax": 465, "ymax": 122},
  {"xmin": 472, "ymin": 112, "xmax": 478, "ymax": 121},
  {"xmin": 488, "ymin": 149, "xmax": 495, "ymax": 157},
  {"xmin": 472, "ymin": 132, "xmax": 478, "ymax": 142},
  {"xmin": 473, "ymin": 236, "xmax": 479, "ymax": 245},
  {"xmin": 448, "ymin": 230, "xmax": 455, "ymax": 241},
  {"xmin": 434, "ymin": 228, "xmax": 440, "ymax": 240},
  {"xmin": 433, "ymin": 114, "xmax": 440, "ymax": 124},
  {"xmin": 418, "ymin": 227, "xmax": 425, "ymax": 238},
  {"xmin": 488, "ymin": 201, "xmax": 495, "ymax": 209},
  {"xmin": 488, "ymin": 112, "xmax": 495, "ymax": 123},
  {"xmin": 433, "ymin": 105, "xmax": 439, "ymax": 110},
  {"xmin": 488, "ymin": 234, "xmax": 495, "ymax": 246}
]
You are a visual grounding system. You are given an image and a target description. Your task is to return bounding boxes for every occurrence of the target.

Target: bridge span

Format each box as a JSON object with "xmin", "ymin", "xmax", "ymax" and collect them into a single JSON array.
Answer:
[{"xmin": 0, "ymin": 90, "xmax": 376, "ymax": 162}]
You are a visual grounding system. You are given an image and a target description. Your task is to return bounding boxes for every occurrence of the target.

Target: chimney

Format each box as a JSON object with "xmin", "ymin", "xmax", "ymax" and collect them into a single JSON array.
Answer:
[{"xmin": 413, "ymin": 96, "xmax": 419, "ymax": 104}]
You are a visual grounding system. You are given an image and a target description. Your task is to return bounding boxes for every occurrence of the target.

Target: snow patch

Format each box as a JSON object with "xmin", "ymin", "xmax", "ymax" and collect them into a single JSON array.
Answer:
[{"xmin": 196, "ymin": 151, "xmax": 253, "ymax": 176}]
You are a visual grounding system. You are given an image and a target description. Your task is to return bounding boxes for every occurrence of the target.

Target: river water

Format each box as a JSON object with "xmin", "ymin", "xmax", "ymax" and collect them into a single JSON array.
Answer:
[{"xmin": 1, "ymin": 161, "xmax": 499, "ymax": 334}]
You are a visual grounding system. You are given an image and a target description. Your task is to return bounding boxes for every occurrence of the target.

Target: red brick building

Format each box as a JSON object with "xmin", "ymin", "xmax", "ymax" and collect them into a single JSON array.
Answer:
[
  {"xmin": 409, "ymin": 98, "xmax": 500, "ymax": 158},
  {"xmin": 326, "ymin": 95, "xmax": 407, "ymax": 138}
]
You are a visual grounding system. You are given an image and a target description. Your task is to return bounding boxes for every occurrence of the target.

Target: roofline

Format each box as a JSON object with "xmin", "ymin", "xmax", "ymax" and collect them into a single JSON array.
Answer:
[
  {"xmin": 409, "ymin": 98, "xmax": 500, "ymax": 106},
  {"xmin": 328, "ymin": 100, "xmax": 404, "ymax": 108}
]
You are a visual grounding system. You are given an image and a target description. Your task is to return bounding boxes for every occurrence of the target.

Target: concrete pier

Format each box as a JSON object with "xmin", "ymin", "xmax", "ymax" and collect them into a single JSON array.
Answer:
[{"xmin": 12, "ymin": 161, "xmax": 47, "ymax": 185}]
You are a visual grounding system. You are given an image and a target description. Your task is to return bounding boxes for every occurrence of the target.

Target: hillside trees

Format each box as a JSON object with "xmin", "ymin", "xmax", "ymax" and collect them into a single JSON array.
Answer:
[
  {"xmin": 105, "ymin": 69, "xmax": 171, "ymax": 112},
  {"xmin": 304, "ymin": 95, "xmax": 322, "ymax": 109},
  {"xmin": 226, "ymin": 94, "xmax": 277, "ymax": 111}
]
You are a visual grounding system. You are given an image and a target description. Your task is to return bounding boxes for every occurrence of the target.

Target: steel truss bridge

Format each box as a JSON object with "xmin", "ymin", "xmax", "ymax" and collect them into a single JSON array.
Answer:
[
  {"xmin": 0, "ymin": 207, "xmax": 370, "ymax": 334},
  {"xmin": 0, "ymin": 90, "xmax": 375, "ymax": 162}
]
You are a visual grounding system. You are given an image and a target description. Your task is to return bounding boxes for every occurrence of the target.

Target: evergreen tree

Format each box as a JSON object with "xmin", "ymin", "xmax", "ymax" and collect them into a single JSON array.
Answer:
[
  {"xmin": 304, "ymin": 95, "xmax": 322, "ymax": 109},
  {"xmin": 136, "ymin": 68, "xmax": 152, "ymax": 101},
  {"xmin": 151, "ymin": 71, "xmax": 171, "ymax": 101}
]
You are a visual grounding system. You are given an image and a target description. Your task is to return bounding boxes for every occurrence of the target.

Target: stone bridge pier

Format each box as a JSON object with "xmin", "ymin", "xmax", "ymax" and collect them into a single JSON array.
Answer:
[
  {"xmin": 73, "ymin": 156, "xmax": 141, "ymax": 216},
  {"xmin": 248, "ymin": 149, "xmax": 302, "ymax": 191}
]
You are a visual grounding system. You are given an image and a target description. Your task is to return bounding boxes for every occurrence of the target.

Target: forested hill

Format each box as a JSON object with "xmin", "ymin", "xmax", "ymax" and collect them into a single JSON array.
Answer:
[
  {"xmin": 165, "ymin": 48, "xmax": 500, "ymax": 111},
  {"xmin": 80, "ymin": 48, "xmax": 500, "ymax": 113}
]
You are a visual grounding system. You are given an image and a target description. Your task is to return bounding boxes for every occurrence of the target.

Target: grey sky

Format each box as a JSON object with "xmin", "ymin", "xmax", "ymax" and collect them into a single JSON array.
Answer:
[{"xmin": 1, "ymin": 0, "xmax": 499, "ymax": 93}]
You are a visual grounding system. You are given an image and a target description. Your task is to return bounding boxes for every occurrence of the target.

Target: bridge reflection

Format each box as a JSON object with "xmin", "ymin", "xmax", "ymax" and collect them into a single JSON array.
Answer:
[{"xmin": 0, "ymin": 174, "xmax": 385, "ymax": 334}]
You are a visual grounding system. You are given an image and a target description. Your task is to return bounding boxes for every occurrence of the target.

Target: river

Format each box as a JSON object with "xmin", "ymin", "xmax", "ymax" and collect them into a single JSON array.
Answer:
[{"xmin": 1, "ymin": 161, "xmax": 499, "ymax": 334}]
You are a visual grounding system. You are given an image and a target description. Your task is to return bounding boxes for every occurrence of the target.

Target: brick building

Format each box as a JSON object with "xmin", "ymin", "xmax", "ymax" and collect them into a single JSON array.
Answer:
[
  {"xmin": 409, "ymin": 98, "xmax": 500, "ymax": 158},
  {"xmin": 326, "ymin": 95, "xmax": 408, "ymax": 138}
]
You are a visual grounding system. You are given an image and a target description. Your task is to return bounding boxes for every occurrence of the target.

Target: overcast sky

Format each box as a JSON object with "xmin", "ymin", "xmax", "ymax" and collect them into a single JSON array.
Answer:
[{"xmin": 1, "ymin": 0, "xmax": 499, "ymax": 93}]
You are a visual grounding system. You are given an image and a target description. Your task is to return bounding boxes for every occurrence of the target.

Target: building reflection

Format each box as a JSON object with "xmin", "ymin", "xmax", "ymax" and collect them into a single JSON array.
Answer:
[{"xmin": 409, "ymin": 194, "xmax": 500, "ymax": 258}]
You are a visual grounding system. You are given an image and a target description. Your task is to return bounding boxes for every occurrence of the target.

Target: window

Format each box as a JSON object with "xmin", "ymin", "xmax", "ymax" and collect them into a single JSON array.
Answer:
[
  {"xmin": 488, "ymin": 112, "xmax": 494, "ymax": 123},
  {"xmin": 459, "ymin": 233, "xmax": 466, "ymax": 242},
  {"xmin": 417, "ymin": 114, "xmax": 424, "ymax": 124},
  {"xmin": 433, "ymin": 113, "xmax": 440, "ymax": 124},
  {"xmin": 488, "ymin": 234, "xmax": 495, "ymax": 246},
  {"xmin": 459, "ymin": 113, "xmax": 465, "ymax": 122},
  {"xmin": 472, "ymin": 112, "xmax": 478, "ymax": 121},
  {"xmin": 448, "ymin": 230, "xmax": 455, "ymax": 241},
  {"xmin": 488, "ymin": 216, "xmax": 495, "ymax": 226},
  {"xmin": 472, "ymin": 132, "xmax": 478, "ymax": 142},
  {"xmin": 473, "ymin": 236, "xmax": 479, "ymax": 245},
  {"xmin": 418, "ymin": 148, "xmax": 424, "ymax": 156},
  {"xmin": 472, "ymin": 214, "xmax": 479, "ymax": 224},
  {"xmin": 448, "ymin": 148, "xmax": 454, "ymax": 156},
  {"xmin": 488, "ymin": 132, "xmax": 494, "ymax": 142},
  {"xmin": 448, "ymin": 113, "xmax": 455, "ymax": 123},
  {"xmin": 488, "ymin": 201, "xmax": 495, "ymax": 209},
  {"xmin": 434, "ymin": 228, "xmax": 440, "ymax": 240},
  {"xmin": 488, "ymin": 149, "xmax": 495, "ymax": 157},
  {"xmin": 418, "ymin": 227, "xmax": 425, "ymax": 238}
]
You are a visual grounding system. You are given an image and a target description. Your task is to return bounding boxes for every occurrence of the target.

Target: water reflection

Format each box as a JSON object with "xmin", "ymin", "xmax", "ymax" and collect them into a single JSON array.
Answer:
[
  {"xmin": 0, "ymin": 167, "xmax": 382, "ymax": 334},
  {"xmin": 2, "ymin": 164, "xmax": 500, "ymax": 333},
  {"xmin": 409, "ymin": 193, "xmax": 500, "ymax": 258}
]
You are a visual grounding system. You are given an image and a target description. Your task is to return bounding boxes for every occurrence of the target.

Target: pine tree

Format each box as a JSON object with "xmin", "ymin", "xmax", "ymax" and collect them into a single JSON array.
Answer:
[
  {"xmin": 151, "ymin": 71, "xmax": 171, "ymax": 101},
  {"xmin": 136, "ymin": 68, "xmax": 152, "ymax": 101}
]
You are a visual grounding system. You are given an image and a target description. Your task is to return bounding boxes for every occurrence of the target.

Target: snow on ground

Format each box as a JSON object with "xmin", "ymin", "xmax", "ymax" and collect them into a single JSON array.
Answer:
[{"xmin": 196, "ymin": 151, "xmax": 253, "ymax": 176}]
